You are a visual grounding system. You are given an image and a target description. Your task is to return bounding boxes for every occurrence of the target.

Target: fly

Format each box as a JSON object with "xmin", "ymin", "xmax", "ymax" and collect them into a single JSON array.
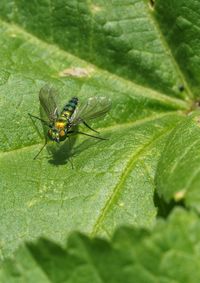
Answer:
[{"xmin": 28, "ymin": 85, "xmax": 111, "ymax": 159}]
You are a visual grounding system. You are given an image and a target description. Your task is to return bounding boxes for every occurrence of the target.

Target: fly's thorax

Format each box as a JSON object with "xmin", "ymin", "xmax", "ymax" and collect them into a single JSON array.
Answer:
[
  {"xmin": 47, "ymin": 97, "xmax": 78, "ymax": 143},
  {"xmin": 61, "ymin": 97, "xmax": 78, "ymax": 119},
  {"xmin": 55, "ymin": 119, "xmax": 67, "ymax": 130},
  {"xmin": 60, "ymin": 110, "xmax": 71, "ymax": 120}
]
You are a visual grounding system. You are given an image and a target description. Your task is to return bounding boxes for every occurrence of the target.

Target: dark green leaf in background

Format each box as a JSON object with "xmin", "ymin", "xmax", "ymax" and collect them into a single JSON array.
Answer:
[
  {"xmin": 0, "ymin": 0, "xmax": 199, "ymax": 264},
  {"xmin": 1, "ymin": 209, "xmax": 200, "ymax": 283},
  {"xmin": 156, "ymin": 111, "xmax": 200, "ymax": 212}
]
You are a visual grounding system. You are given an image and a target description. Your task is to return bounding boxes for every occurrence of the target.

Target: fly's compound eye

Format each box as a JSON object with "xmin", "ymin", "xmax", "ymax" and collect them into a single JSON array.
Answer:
[{"xmin": 48, "ymin": 129, "xmax": 60, "ymax": 142}]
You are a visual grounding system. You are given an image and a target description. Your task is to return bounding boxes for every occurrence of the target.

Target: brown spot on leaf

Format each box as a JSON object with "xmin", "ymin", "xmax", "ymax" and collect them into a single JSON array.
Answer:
[{"xmin": 90, "ymin": 4, "xmax": 102, "ymax": 14}]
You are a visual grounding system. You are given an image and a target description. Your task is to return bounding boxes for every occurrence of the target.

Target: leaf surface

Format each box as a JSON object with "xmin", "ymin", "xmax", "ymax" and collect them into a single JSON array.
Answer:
[{"xmin": 0, "ymin": 0, "xmax": 198, "ymax": 260}]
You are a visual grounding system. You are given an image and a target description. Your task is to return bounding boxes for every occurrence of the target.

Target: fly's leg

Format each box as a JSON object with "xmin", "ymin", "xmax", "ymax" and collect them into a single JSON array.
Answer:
[
  {"xmin": 82, "ymin": 120, "xmax": 99, "ymax": 134},
  {"xmin": 67, "ymin": 136, "xmax": 74, "ymax": 169},
  {"xmin": 67, "ymin": 130, "xmax": 107, "ymax": 140},
  {"xmin": 28, "ymin": 113, "xmax": 50, "ymax": 159},
  {"xmin": 33, "ymin": 139, "xmax": 48, "ymax": 160},
  {"xmin": 28, "ymin": 113, "xmax": 51, "ymax": 127}
]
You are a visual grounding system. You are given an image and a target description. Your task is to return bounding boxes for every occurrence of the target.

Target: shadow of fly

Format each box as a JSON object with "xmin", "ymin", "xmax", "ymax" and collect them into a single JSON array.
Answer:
[{"xmin": 29, "ymin": 85, "xmax": 112, "ymax": 159}]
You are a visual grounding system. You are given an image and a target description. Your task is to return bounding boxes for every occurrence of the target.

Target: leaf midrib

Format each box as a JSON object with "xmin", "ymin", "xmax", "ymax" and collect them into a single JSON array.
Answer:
[
  {"xmin": 0, "ymin": 112, "xmax": 182, "ymax": 156},
  {"xmin": 144, "ymin": 0, "xmax": 194, "ymax": 100}
]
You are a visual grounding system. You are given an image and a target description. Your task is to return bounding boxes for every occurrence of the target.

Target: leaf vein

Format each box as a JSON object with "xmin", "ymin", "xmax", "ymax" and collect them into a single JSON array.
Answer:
[
  {"xmin": 0, "ymin": 112, "xmax": 179, "ymax": 156},
  {"xmin": 91, "ymin": 123, "xmax": 176, "ymax": 236},
  {"xmin": 143, "ymin": 0, "xmax": 193, "ymax": 100},
  {"xmin": 0, "ymin": 18, "xmax": 190, "ymax": 109}
]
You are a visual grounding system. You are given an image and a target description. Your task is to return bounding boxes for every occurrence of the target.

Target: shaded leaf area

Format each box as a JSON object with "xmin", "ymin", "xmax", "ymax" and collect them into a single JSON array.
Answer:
[
  {"xmin": 155, "ymin": 111, "xmax": 200, "ymax": 213},
  {"xmin": 0, "ymin": 20, "xmax": 187, "ymax": 259},
  {"xmin": 155, "ymin": 0, "xmax": 200, "ymax": 97},
  {"xmin": 0, "ymin": 0, "xmax": 192, "ymax": 98},
  {"xmin": 1, "ymin": 208, "xmax": 200, "ymax": 283}
]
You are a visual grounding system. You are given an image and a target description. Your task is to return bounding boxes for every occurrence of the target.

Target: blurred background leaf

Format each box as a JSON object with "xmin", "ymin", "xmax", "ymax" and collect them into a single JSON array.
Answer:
[{"xmin": 1, "ymin": 209, "xmax": 200, "ymax": 283}]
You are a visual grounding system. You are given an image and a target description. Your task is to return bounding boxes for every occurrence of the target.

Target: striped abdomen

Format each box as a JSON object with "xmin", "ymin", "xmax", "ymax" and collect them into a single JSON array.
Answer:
[{"xmin": 61, "ymin": 97, "xmax": 78, "ymax": 120}]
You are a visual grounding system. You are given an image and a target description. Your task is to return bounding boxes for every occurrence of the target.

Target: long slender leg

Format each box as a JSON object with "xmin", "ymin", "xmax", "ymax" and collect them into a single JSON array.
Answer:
[
  {"xmin": 82, "ymin": 120, "xmax": 99, "ymax": 134},
  {"xmin": 28, "ymin": 113, "xmax": 50, "ymax": 127},
  {"xmin": 67, "ymin": 130, "xmax": 107, "ymax": 140},
  {"xmin": 28, "ymin": 113, "xmax": 50, "ymax": 159},
  {"xmin": 67, "ymin": 136, "xmax": 74, "ymax": 169},
  {"xmin": 33, "ymin": 139, "xmax": 48, "ymax": 160}
]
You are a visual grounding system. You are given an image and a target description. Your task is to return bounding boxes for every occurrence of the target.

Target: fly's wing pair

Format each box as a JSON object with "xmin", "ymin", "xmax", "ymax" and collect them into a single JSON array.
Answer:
[
  {"xmin": 39, "ymin": 84, "xmax": 58, "ymax": 123},
  {"xmin": 39, "ymin": 85, "xmax": 111, "ymax": 125},
  {"xmin": 70, "ymin": 96, "xmax": 111, "ymax": 125}
]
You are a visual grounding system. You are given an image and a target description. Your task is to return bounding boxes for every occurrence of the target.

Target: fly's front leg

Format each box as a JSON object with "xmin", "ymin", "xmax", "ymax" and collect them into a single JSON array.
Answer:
[
  {"xmin": 28, "ymin": 113, "xmax": 51, "ymax": 127},
  {"xmin": 33, "ymin": 139, "xmax": 48, "ymax": 160},
  {"xmin": 28, "ymin": 113, "xmax": 51, "ymax": 159}
]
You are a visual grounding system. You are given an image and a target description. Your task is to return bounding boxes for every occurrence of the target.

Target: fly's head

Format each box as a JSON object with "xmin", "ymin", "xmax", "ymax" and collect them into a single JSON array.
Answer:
[
  {"xmin": 48, "ymin": 127, "xmax": 67, "ymax": 143},
  {"xmin": 48, "ymin": 128, "xmax": 60, "ymax": 143}
]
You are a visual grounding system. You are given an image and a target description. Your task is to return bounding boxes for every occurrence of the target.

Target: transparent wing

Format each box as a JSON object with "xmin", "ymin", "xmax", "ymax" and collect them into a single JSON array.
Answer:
[
  {"xmin": 71, "ymin": 96, "xmax": 111, "ymax": 125},
  {"xmin": 39, "ymin": 84, "xmax": 58, "ymax": 122}
]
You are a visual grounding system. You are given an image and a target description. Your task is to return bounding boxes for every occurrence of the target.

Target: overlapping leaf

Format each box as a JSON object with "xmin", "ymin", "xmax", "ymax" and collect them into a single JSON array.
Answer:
[
  {"xmin": 156, "ymin": 112, "xmax": 200, "ymax": 212},
  {"xmin": 1, "ymin": 209, "xmax": 200, "ymax": 283}
]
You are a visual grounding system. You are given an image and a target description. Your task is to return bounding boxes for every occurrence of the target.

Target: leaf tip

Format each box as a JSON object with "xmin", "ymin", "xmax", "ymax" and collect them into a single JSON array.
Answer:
[
  {"xmin": 148, "ymin": 0, "xmax": 155, "ymax": 10},
  {"xmin": 174, "ymin": 190, "xmax": 186, "ymax": 201}
]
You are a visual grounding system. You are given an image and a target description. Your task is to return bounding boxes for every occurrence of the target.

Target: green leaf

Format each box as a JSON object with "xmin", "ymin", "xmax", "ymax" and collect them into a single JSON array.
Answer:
[
  {"xmin": 0, "ymin": 0, "xmax": 191, "ymax": 98},
  {"xmin": 155, "ymin": 0, "xmax": 200, "ymax": 97},
  {"xmin": 0, "ymin": 0, "xmax": 197, "ymax": 260},
  {"xmin": 156, "ymin": 112, "xmax": 200, "ymax": 212},
  {"xmin": 1, "ymin": 208, "xmax": 200, "ymax": 283}
]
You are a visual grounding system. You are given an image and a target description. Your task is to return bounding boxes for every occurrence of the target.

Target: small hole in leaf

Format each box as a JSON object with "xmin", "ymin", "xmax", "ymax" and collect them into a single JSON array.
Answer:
[{"xmin": 178, "ymin": 84, "xmax": 185, "ymax": 92}]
